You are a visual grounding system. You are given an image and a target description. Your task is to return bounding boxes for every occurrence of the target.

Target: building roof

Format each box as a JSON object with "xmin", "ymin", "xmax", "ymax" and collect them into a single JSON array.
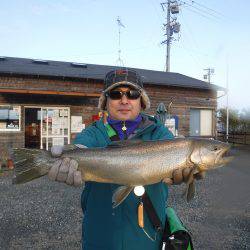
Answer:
[{"xmin": 0, "ymin": 56, "xmax": 224, "ymax": 91}]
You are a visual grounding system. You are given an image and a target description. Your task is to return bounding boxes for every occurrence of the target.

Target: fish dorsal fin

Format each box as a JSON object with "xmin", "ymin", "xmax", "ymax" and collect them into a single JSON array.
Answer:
[{"xmin": 107, "ymin": 139, "xmax": 143, "ymax": 148}]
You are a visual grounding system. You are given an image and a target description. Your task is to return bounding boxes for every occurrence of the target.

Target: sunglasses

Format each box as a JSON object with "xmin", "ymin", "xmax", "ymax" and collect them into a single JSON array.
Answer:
[{"xmin": 106, "ymin": 89, "xmax": 141, "ymax": 100}]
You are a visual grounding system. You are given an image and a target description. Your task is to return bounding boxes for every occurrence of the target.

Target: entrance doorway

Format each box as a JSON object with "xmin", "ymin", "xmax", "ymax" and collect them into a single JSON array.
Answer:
[
  {"xmin": 25, "ymin": 107, "xmax": 70, "ymax": 150},
  {"xmin": 25, "ymin": 108, "xmax": 40, "ymax": 148}
]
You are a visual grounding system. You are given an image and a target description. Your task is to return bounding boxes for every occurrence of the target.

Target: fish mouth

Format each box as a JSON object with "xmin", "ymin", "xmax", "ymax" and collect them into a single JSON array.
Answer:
[{"xmin": 216, "ymin": 145, "xmax": 234, "ymax": 165}]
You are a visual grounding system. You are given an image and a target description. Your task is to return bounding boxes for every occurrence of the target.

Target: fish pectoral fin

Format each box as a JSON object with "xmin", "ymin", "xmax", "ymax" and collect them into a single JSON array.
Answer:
[
  {"xmin": 185, "ymin": 181, "xmax": 196, "ymax": 202},
  {"xmin": 112, "ymin": 186, "xmax": 133, "ymax": 208},
  {"xmin": 182, "ymin": 166, "xmax": 198, "ymax": 202}
]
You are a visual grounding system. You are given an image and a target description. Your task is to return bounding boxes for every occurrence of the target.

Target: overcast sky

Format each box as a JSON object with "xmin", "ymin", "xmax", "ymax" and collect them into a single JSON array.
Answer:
[{"xmin": 0, "ymin": 0, "xmax": 249, "ymax": 110}]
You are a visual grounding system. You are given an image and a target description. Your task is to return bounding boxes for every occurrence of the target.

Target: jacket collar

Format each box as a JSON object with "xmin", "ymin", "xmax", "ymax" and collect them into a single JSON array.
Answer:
[{"xmin": 94, "ymin": 113, "xmax": 159, "ymax": 141}]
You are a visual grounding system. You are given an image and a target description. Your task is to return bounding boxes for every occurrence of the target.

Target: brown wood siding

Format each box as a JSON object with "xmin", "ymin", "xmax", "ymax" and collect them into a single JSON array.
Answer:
[
  {"xmin": 0, "ymin": 75, "xmax": 218, "ymax": 147},
  {"xmin": 145, "ymin": 84, "xmax": 217, "ymax": 136},
  {"xmin": 0, "ymin": 76, "xmax": 103, "ymax": 94}
]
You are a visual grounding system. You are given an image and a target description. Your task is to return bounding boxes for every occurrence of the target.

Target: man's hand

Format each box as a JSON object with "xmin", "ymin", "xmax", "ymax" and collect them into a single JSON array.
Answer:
[
  {"xmin": 48, "ymin": 145, "xmax": 82, "ymax": 187},
  {"xmin": 163, "ymin": 167, "xmax": 205, "ymax": 185}
]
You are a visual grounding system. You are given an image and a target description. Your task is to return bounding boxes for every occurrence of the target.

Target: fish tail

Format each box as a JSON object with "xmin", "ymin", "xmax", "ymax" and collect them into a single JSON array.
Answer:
[{"xmin": 11, "ymin": 148, "xmax": 52, "ymax": 184}]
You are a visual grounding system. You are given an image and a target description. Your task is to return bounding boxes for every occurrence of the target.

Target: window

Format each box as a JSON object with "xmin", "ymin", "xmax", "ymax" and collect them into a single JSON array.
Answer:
[
  {"xmin": 0, "ymin": 106, "xmax": 21, "ymax": 131},
  {"xmin": 190, "ymin": 109, "xmax": 213, "ymax": 136}
]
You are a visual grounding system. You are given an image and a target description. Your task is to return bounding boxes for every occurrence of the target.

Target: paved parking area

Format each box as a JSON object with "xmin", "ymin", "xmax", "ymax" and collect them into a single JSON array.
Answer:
[{"xmin": 168, "ymin": 145, "xmax": 250, "ymax": 249}]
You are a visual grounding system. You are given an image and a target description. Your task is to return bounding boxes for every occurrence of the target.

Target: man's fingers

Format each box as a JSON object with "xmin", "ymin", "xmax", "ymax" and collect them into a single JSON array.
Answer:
[
  {"xmin": 162, "ymin": 177, "xmax": 173, "ymax": 185},
  {"xmin": 48, "ymin": 157, "xmax": 82, "ymax": 186},
  {"xmin": 48, "ymin": 160, "xmax": 62, "ymax": 181},
  {"xmin": 57, "ymin": 158, "xmax": 71, "ymax": 182},
  {"xmin": 165, "ymin": 168, "xmax": 206, "ymax": 186},
  {"xmin": 172, "ymin": 169, "xmax": 183, "ymax": 185},
  {"xmin": 66, "ymin": 159, "xmax": 78, "ymax": 185},
  {"xmin": 51, "ymin": 145, "xmax": 63, "ymax": 157},
  {"xmin": 73, "ymin": 171, "xmax": 82, "ymax": 187}
]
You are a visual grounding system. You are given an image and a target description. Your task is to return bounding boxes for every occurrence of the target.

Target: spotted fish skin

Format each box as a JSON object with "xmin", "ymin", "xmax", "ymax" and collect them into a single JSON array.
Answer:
[{"xmin": 12, "ymin": 138, "xmax": 232, "ymax": 187}]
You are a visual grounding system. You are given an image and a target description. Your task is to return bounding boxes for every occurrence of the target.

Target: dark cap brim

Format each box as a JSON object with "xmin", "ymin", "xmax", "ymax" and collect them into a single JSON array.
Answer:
[{"xmin": 103, "ymin": 81, "xmax": 142, "ymax": 93}]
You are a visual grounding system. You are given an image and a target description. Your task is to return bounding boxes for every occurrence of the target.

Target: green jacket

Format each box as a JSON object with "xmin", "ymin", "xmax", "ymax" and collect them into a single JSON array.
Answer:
[{"xmin": 74, "ymin": 114, "xmax": 174, "ymax": 250}]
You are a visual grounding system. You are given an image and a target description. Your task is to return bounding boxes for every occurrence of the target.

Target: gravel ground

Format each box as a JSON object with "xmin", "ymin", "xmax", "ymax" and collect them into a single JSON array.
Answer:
[
  {"xmin": 0, "ymin": 175, "xmax": 83, "ymax": 249},
  {"xmin": 0, "ymin": 145, "xmax": 249, "ymax": 250}
]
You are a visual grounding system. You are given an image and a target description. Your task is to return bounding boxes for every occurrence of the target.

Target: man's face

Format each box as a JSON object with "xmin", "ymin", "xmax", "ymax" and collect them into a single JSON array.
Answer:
[{"xmin": 106, "ymin": 86, "xmax": 142, "ymax": 121}]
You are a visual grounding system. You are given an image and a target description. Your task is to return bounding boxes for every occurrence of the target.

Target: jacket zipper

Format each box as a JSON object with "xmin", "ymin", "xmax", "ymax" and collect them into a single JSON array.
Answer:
[{"xmin": 121, "ymin": 121, "xmax": 127, "ymax": 140}]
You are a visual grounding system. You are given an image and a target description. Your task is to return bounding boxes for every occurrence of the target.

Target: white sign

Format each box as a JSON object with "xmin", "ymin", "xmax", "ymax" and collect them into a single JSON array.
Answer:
[
  {"xmin": 0, "ymin": 122, "xmax": 6, "ymax": 129},
  {"xmin": 52, "ymin": 110, "xmax": 59, "ymax": 119},
  {"xmin": 71, "ymin": 116, "xmax": 84, "ymax": 133},
  {"xmin": 165, "ymin": 118, "xmax": 176, "ymax": 136},
  {"xmin": 60, "ymin": 109, "xmax": 68, "ymax": 117}
]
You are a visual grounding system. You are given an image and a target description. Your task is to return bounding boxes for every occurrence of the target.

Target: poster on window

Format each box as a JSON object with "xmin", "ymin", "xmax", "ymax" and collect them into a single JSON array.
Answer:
[
  {"xmin": 0, "ymin": 122, "xmax": 6, "ymax": 129},
  {"xmin": 59, "ymin": 109, "xmax": 68, "ymax": 117},
  {"xmin": 71, "ymin": 116, "xmax": 84, "ymax": 133},
  {"xmin": 52, "ymin": 110, "xmax": 59, "ymax": 118}
]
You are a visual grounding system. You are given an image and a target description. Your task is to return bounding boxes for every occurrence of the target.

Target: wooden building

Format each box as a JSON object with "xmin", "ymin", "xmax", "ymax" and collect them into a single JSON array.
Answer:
[{"xmin": 0, "ymin": 56, "xmax": 223, "ymax": 150}]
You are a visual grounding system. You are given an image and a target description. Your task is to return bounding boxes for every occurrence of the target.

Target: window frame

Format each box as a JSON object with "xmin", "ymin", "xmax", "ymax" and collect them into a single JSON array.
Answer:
[
  {"xmin": 0, "ymin": 105, "xmax": 21, "ymax": 132},
  {"xmin": 189, "ymin": 108, "xmax": 214, "ymax": 137}
]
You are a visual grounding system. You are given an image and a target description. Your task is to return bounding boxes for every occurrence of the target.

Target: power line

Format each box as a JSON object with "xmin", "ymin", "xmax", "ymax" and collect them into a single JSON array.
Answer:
[
  {"xmin": 181, "ymin": 4, "xmax": 219, "ymax": 22},
  {"xmin": 181, "ymin": 1, "xmax": 221, "ymax": 20},
  {"xmin": 148, "ymin": 0, "xmax": 165, "ymax": 25},
  {"xmin": 174, "ymin": 43, "xmax": 202, "ymax": 68},
  {"xmin": 179, "ymin": 9, "xmax": 200, "ymax": 53},
  {"xmin": 189, "ymin": 0, "xmax": 225, "ymax": 17}
]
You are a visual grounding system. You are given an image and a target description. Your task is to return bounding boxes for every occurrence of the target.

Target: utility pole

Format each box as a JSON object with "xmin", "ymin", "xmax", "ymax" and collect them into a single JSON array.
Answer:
[
  {"xmin": 161, "ymin": 1, "xmax": 180, "ymax": 72},
  {"xmin": 203, "ymin": 68, "xmax": 214, "ymax": 83},
  {"xmin": 226, "ymin": 63, "xmax": 229, "ymax": 142}
]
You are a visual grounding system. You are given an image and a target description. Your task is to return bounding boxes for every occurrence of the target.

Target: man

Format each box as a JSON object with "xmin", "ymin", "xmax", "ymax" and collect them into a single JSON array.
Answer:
[{"xmin": 49, "ymin": 69, "xmax": 197, "ymax": 249}]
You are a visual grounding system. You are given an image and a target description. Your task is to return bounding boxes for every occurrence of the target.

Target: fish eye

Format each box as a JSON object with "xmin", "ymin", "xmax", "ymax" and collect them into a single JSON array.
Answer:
[{"xmin": 213, "ymin": 146, "xmax": 218, "ymax": 151}]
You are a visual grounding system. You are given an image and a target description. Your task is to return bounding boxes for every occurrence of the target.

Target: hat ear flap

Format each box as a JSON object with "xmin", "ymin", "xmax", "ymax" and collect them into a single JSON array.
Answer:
[
  {"xmin": 140, "ymin": 90, "xmax": 150, "ymax": 110},
  {"xmin": 98, "ymin": 93, "xmax": 107, "ymax": 110}
]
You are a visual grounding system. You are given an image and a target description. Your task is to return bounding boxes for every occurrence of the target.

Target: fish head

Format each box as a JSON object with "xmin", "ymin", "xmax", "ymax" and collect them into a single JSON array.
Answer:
[{"xmin": 190, "ymin": 139, "xmax": 234, "ymax": 171}]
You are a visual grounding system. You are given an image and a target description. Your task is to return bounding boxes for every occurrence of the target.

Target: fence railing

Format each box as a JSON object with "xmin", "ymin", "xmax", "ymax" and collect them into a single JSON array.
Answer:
[{"xmin": 217, "ymin": 131, "xmax": 250, "ymax": 145}]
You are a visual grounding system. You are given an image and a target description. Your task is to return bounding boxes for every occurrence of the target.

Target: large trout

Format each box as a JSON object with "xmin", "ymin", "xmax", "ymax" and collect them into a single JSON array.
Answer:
[{"xmin": 11, "ymin": 138, "xmax": 233, "ymax": 207}]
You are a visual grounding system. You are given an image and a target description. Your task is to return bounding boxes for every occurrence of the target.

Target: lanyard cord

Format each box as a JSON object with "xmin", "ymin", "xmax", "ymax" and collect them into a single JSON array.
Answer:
[{"xmin": 142, "ymin": 228, "xmax": 157, "ymax": 242}]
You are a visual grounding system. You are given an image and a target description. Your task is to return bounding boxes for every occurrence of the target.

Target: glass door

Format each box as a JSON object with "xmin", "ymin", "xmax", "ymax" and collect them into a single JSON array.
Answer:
[{"xmin": 40, "ymin": 107, "xmax": 70, "ymax": 150}]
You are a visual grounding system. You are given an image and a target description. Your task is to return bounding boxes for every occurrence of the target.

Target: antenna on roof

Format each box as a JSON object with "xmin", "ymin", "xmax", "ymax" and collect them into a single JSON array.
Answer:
[{"xmin": 116, "ymin": 16, "xmax": 125, "ymax": 67}]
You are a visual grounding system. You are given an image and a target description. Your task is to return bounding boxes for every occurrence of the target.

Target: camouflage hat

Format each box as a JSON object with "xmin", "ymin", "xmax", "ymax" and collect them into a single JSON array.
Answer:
[{"xmin": 98, "ymin": 69, "xmax": 150, "ymax": 110}]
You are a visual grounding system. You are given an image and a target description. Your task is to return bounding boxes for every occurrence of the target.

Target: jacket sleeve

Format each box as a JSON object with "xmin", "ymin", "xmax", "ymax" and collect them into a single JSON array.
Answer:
[{"xmin": 73, "ymin": 126, "xmax": 99, "ymax": 148}]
